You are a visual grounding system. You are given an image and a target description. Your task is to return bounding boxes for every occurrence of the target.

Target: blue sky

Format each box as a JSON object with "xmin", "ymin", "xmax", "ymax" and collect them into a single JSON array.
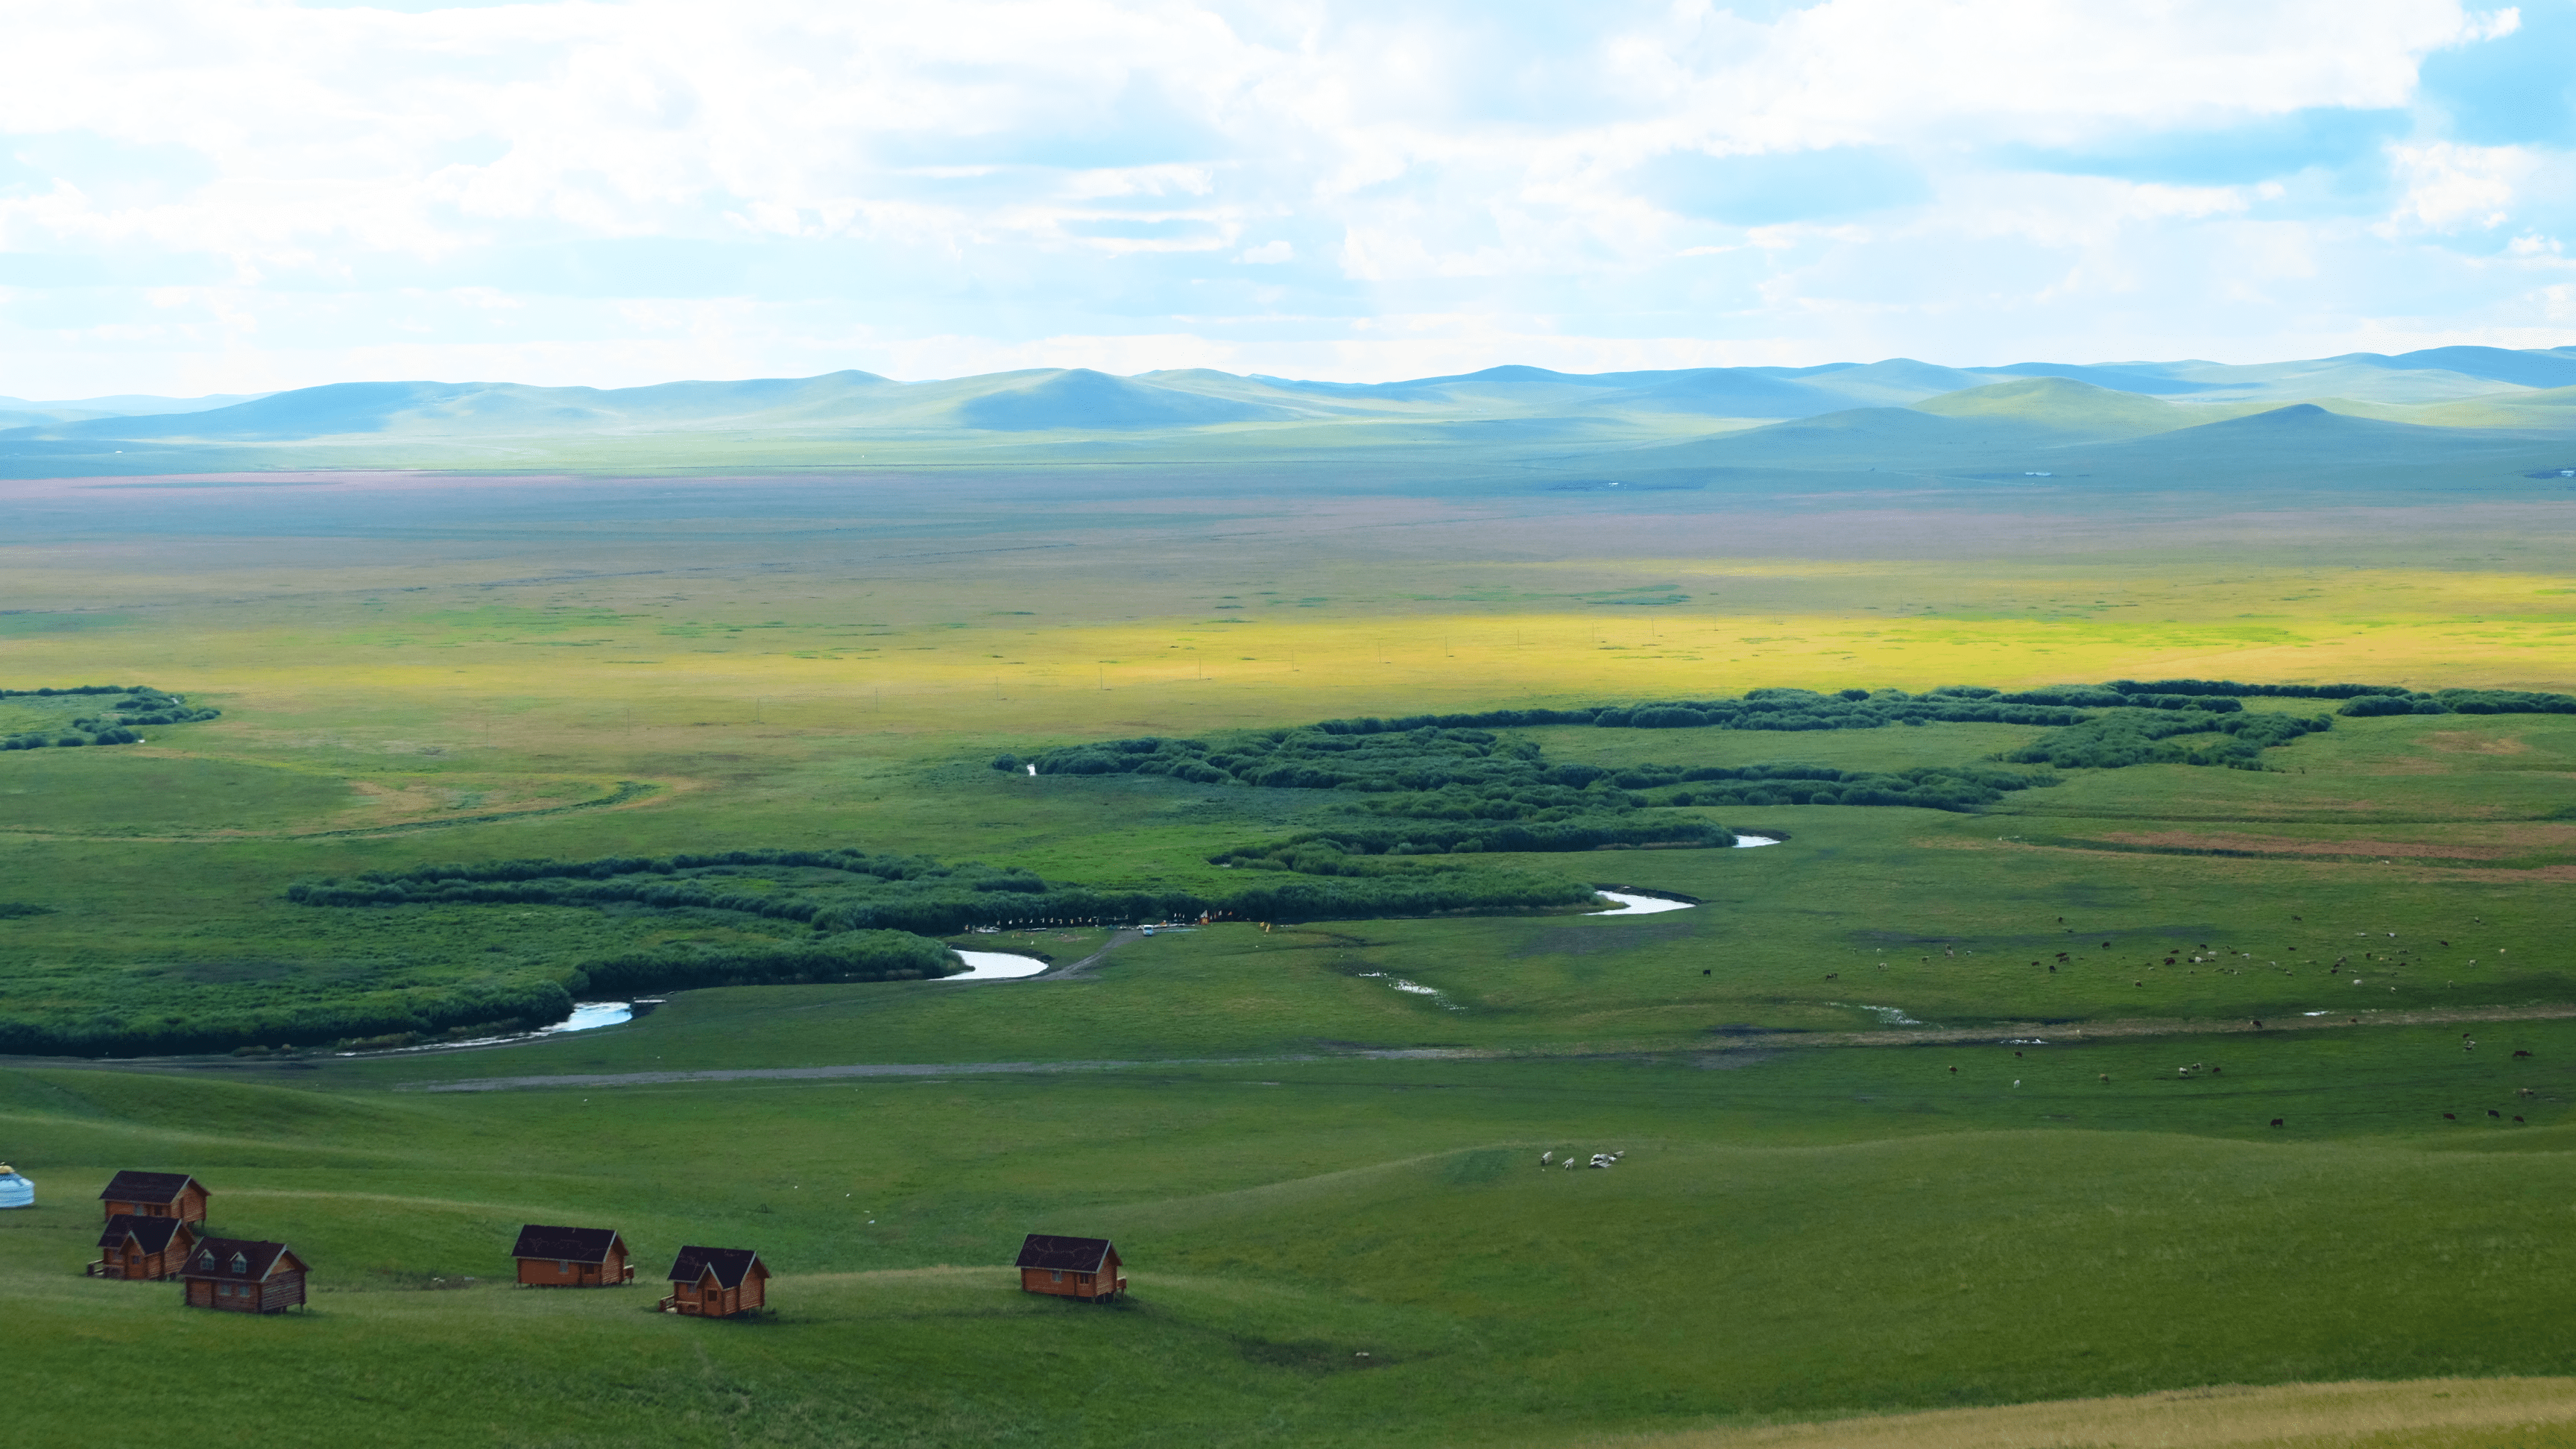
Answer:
[{"xmin": 0, "ymin": 0, "xmax": 2569, "ymax": 396}]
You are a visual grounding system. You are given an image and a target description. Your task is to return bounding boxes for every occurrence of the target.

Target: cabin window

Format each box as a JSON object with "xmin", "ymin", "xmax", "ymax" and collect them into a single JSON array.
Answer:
[
  {"xmin": 230, "ymin": 1254, "xmax": 247, "ymax": 1273},
  {"xmin": 558, "ymin": 1260, "xmax": 569, "ymax": 1272},
  {"xmin": 1050, "ymin": 1271, "xmax": 1063, "ymax": 1283}
]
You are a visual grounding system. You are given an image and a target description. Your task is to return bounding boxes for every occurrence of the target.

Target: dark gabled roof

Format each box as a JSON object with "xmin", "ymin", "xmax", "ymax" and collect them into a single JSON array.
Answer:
[
  {"xmin": 666, "ymin": 1245, "xmax": 763, "ymax": 1289},
  {"xmin": 1015, "ymin": 1234, "xmax": 1114, "ymax": 1272},
  {"xmin": 180, "ymin": 1237, "xmax": 300, "ymax": 1283},
  {"xmin": 98, "ymin": 1170, "xmax": 201, "ymax": 1204},
  {"xmin": 98, "ymin": 1213, "xmax": 191, "ymax": 1253},
  {"xmin": 511, "ymin": 1224, "xmax": 623, "ymax": 1263}
]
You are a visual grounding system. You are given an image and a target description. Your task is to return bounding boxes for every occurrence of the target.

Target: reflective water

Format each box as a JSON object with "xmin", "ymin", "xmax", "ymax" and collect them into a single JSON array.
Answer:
[
  {"xmin": 1589, "ymin": 891, "xmax": 1696, "ymax": 915},
  {"xmin": 944, "ymin": 950, "xmax": 1052, "ymax": 981}
]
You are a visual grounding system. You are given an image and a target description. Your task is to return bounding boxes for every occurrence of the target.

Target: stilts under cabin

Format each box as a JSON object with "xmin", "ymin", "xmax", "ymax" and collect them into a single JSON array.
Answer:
[
  {"xmin": 179, "ymin": 1238, "xmax": 307, "ymax": 1313},
  {"xmin": 98, "ymin": 1170, "xmax": 209, "ymax": 1227},
  {"xmin": 1015, "ymin": 1234, "xmax": 1126, "ymax": 1301},
  {"xmin": 511, "ymin": 1224, "xmax": 634, "ymax": 1287},
  {"xmin": 660, "ymin": 1246, "xmax": 766, "ymax": 1317},
  {"xmin": 89, "ymin": 1214, "xmax": 197, "ymax": 1280}
]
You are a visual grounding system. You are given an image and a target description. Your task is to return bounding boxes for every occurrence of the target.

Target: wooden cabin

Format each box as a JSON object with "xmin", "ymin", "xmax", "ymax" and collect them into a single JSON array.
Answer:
[
  {"xmin": 511, "ymin": 1224, "xmax": 634, "ymax": 1287},
  {"xmin": 98, "ymin": 1170, "xmax": 209, "ymax": 1228},
  {"xmin": 179, "ymin": 1237, "xmax": 307, "ymax": 1313},
  {"xmin": 90, "ymin": 1214, "xmax": 198, "ymax": 1280},
  {"xmin": 1015, "ymin": 1234, "xmax": 1126, "ymax": 1301},
  {"xmin": 660, "ymin": 1246, "xmax": 766, "ymax": 1318}
]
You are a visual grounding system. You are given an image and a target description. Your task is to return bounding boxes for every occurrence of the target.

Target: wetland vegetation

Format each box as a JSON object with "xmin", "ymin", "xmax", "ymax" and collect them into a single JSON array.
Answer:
[{"xmin": 7, "ymin": 405, "xmax": 2576, "ymax": 1445}]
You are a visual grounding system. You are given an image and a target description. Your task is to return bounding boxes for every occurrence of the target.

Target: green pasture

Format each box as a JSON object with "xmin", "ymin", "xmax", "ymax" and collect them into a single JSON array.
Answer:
[
  {"xmin": 10, "ymin": 1027, "xmax": 2576, "ymax": 1447},
  {"xmin": 4, "ymin": 472, "xmax": 2576, "ymax": 1442},
  {"xmin": 3, "ymin": 706, "xmax": 2574, "ymax": 1058}
]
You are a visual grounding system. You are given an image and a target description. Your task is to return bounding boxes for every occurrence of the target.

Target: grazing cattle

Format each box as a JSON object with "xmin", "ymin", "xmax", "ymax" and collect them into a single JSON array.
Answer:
[
  {"xmin": 2514, "ymin": 1050, "xmax": 2532, "ymax": 1059},
  {"xmin": 1948, "ymin": 1066, "xmax": 1957, "ymax": 1074},
  {"xmin": 1563, "ymin": 1158, "xmax": 1576, "ymax": 1171},
  {"xmin": 2443, "ymin": 1113, "xmax": 2457, "ymax": 1120},
  {"xmin": 1540, "ymin": 1152, "xmax": 1553, "ymax": 1166},
  {"xmin": 1702, "ymin": 969, "xmax": 1711, "ymax": 976},
  {"xmin": 2490, "ymin": 1110, "xmax": 2501, "ymax": 1118},
  {"xmin": 2515, "ymin": 1117, "xmax": 2526, "ymax": 1124},
  {"xmin": 1825, "ymin": 973, "xmax": 1837, "ymax": 980},
  {"xmin": 2270, "ymin": 1119, "xmax": 2284, "ymax": 1127},
  {"xmin": 2099, "ymin": 1075, "xmax": 2109, "ymax": 1083}
]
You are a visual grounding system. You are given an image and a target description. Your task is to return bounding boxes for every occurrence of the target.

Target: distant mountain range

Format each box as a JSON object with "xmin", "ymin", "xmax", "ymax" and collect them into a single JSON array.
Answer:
[{"xmin": 6, "ymin": 346, "xmax": 2574, "ymax": 485}]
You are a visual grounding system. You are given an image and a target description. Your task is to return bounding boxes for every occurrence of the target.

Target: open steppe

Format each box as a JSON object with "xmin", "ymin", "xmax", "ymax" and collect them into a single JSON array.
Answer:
[{"xmin": 7, "ymin": 398, "xmax": 2576, "ymax": 1445}]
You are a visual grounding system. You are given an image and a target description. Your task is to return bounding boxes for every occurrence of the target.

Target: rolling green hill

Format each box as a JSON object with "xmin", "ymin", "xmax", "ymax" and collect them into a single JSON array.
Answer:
[{"xmin": 10, "ymin": 345, "xmax": 2576, "ymax": 482}]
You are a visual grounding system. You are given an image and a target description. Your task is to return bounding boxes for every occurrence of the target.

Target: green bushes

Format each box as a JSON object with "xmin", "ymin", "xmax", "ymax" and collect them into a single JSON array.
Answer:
[
  {"xmin": 1020, "ymin": 678, "xmax": 2380, "ymax": 806},
  {"xmin": 2003, "ymin": 709, "xmax": 2334, "ymax": 770},
  {"xmin": 2340, "ymin": 689, "xmax": 2576, "ymax": 717},
  {"xmin": 578, "ymin": 930, "xmax": 960, "ymax": 994},
  {"xmin": 0, "ymin": 685, "xmax": 220, "ymax": 750},
  {"xmin": 291, "ymin": 832, "xmax": 1622, "ymax": 939},
  {"xmin": 0, "ymin": 969, "xmax": 575, "ymax": 1058},
  {"xmin": 1650, "ymin": 763, "xmax": 2054, "ymax": 811},
  {"xmin": 1211, "ymin": 816, "xmax": 1734, "ymax": 867}
]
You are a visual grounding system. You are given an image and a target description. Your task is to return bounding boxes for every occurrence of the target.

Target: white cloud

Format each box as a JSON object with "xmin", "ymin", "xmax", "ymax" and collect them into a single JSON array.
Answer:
[
  {"xmin": 0, "ymin": 0, "xmax": 2564, "ymax": 393},
  {"xmin": 2380, "ymin": 141, "xmax": 2539, "ymax": 232}
]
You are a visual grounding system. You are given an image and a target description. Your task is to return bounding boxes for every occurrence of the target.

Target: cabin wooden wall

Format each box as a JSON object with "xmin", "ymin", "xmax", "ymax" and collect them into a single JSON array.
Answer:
[{"xmin": 260, "ymin": 1272, "xmax": 304, "ymax": 1313}]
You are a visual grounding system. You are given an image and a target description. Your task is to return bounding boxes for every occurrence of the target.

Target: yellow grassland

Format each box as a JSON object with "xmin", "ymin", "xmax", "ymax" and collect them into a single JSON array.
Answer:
[
  {"xmin": 1, "ymin": 493, "xmax": 2571, "ymax": 836},
  {"xmin": 1578, "ymin": 1377, "xmax": 2576, "ymax": 1449}
]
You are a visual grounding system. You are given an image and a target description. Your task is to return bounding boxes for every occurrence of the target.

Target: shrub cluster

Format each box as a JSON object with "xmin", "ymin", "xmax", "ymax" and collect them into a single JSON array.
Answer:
[
  {"xmin": 2002, "ymin": 709, "xmax": 2333, "ymax": 770},
  {"xmin": 1210, "ymin": 816, "xmax": 1735, "ymax": 868},
  {"xmin": 0, "ymin": 969, "xmax": 575, "ymax": 1058},
  {"xmin": 577, "ymin": 930, "xmax": 961, "ymax": 994},
  {"xmin": 1629, "ymin": 762, "xmax": 2054, "ymax": 812},
  {"xmin": 291, "ymin": 836, "xmax": 1614, "ymax": 936},
  {"xmin": 2339, "ymin": 688, "xmax": 2576, "ymax": 717},
  {"xmin": 1, "ymin": 686, "xmax": 220, "ymax": 751}
]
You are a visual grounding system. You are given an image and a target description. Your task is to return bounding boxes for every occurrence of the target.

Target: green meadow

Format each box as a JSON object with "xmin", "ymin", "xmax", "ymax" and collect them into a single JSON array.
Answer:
[{"xmin": 6, "ymin": 448, "xmax": 2576, "ymax": 1445}]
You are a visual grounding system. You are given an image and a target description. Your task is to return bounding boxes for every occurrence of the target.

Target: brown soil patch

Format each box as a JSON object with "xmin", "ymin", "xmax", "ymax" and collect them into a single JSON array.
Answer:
[
  {"xmin": 1813, "ymin": 1000, "xmax": 2576, "ymax": 1049},
  {"xmin": 2091, "ymin": 830, "xmax": 2515, "ymax": 860},
  {"xmin": 2423, "ymin": 730, "xmax": 2532, "ymax": 755}
]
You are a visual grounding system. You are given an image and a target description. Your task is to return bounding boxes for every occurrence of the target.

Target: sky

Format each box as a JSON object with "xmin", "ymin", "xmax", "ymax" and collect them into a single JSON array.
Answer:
[{"xmin": 1, "ymin": 0, "xmax": 2572, "ymax": 397}]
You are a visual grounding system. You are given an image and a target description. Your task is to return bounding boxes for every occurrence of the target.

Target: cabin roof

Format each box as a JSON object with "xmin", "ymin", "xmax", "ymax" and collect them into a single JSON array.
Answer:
[
  {"xmin": 1015, "ymin": 1234, "xmax": 1115, "ymax": 1272},
  {"xmin": 666, "ymin": 1246, "xmax": 763, "ymax": 1289},
  {"xmin": 511, "ymin": 1224, "xmax": 623, "ymax": 1263},
  {"xmin": 181, "ymin": 1237, "xmax": 300, "ymax": 1283},
  {"xmin": 98, "ymin": 1170, "xmax": 200, "ymax": 1204},
  {"xmin": 98, "ymin": 1213, "xmax": 191, "ymax": 1253}
]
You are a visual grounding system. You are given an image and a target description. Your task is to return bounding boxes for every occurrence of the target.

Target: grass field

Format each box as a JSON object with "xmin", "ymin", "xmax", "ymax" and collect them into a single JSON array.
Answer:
[{"xmin": 6, "ymin": 465, "xmax": 2576, "ymax": 1444}]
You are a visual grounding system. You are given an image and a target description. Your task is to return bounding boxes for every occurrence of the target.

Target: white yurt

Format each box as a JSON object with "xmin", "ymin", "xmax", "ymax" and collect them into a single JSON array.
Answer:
[{"xmin": 0, "ymin": 1164, "xmax": 31, "ymax": 1209}]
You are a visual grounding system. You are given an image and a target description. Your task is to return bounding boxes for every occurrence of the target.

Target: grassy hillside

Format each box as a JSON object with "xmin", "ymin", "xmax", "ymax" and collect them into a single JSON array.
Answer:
[
  {"xmin": 7, "ymin": 347, "xmax": 2576, "ymax": 482},
  {"xmin": 13, "ymin": 1026, "xmax": 2576, "ymax": 1446}
]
